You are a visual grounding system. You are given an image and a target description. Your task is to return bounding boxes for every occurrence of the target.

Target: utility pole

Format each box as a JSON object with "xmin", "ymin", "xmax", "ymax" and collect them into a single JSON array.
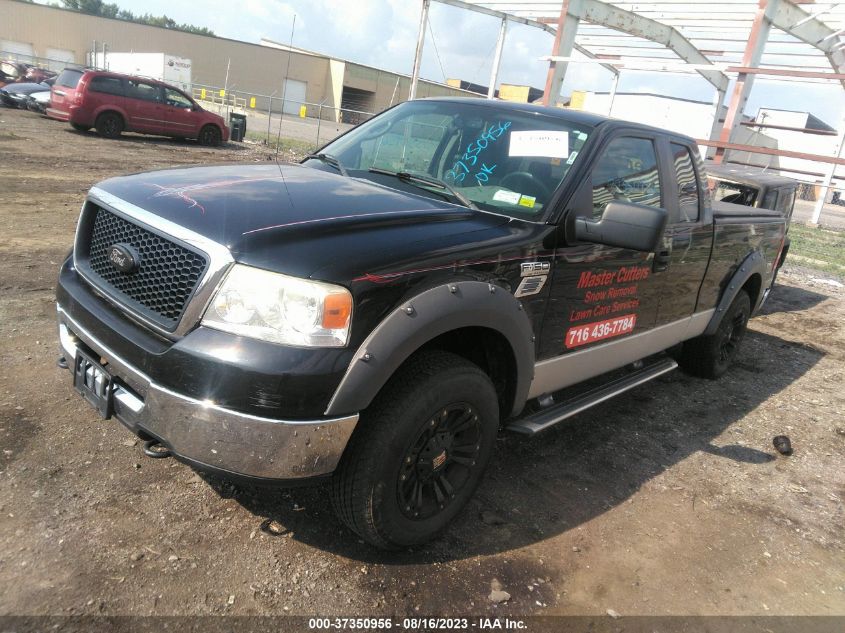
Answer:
[
  {"xmin": 811, "ymin": 120, "xmax": 845, "ymax": 225},
  {"xmin": 409, "ymin": 0, "xmax": 430, "ymax": 101}
]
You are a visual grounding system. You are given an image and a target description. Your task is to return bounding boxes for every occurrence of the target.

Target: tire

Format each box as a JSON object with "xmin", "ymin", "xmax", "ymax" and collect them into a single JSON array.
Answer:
[
  {"xmin": 95, "ymin": 112, "xmax": 123, "ymax": 139},
  {"xmin": 331, "ymin": 350, "xmax": 499, "ymax": 549},
  {"xmin": 679, "ymin": 289, "xmax": 751, "ymax": 379},
  {"xmin": 198, "ymin": 125, "xmax": 221, "ymax": 147},
  {"xmin": 70, "ymin": 123, "xmax": 90, "ymax": 132}
]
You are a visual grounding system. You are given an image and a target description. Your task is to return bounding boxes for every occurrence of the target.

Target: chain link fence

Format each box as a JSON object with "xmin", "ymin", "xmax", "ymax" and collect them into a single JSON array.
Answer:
[
  {"xmin": 0, "ymin": 50, "xmax": 82, "ymax": 74},
  {"xmin": 190, "ymin": 83, "xmax": 375, "ymax": 153}
]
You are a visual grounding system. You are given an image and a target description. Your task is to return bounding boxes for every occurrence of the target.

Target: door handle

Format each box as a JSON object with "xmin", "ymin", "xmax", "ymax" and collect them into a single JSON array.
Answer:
[{"xmin": 653, "ymin": 248, "xmax": 671, "ymax": 272}]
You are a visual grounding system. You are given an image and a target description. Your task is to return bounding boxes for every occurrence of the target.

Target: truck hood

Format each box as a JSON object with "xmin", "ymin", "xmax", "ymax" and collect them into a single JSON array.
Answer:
[{"xmin": 92, "ymin": 163, "xmax": 511, "ymax": 280}]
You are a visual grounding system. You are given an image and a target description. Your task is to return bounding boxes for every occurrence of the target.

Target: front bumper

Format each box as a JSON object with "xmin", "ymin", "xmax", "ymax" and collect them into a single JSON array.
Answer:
[{"xmin": 57, "ymin": 306, "xmax": 359, "ymax": 481}]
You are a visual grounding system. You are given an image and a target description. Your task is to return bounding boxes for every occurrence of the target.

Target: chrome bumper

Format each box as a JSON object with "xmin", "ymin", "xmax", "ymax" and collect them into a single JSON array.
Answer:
[{"xmin": 57, "ymin": 306, "xmax": 359, "ymax": 480}]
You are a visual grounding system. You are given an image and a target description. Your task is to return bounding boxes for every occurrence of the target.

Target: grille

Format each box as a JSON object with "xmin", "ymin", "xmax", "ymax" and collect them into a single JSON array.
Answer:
[{"xmin": 83, "ymin": 206, "xmax": 208, "ymax": 330}]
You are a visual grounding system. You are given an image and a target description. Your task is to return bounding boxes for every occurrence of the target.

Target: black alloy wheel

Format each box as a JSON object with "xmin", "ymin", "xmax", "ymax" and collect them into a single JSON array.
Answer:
[
  {"xmin": 397, "ymin": 402, "xmax": 482, "ymax": 521},
  {"xmin": 718, "ymin": 309, "xmax": 748, "ymax": 365},
  {"xmin": 679, "ymin": 289, "xmax": 751, "ymax": 379},
  {"xmin": 199, "ymin": 125, "xmax": 221, "ymax": 147},
  {"xmin": 95, "ymin": 112, "xmax": 123, "ymax": 139},
  {"xmin": 331, "ymin": 350, "xmax": 499, "ymax": 549}
]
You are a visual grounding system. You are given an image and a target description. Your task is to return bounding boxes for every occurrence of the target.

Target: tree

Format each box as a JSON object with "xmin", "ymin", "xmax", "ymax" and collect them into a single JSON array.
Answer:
[{"xmin": 59, "ymin": 0, "xmax": 215, "ymax": 36}]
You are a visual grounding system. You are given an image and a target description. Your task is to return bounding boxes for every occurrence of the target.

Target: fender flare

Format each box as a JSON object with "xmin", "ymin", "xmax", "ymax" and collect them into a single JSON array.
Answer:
[
  {"xmin": 324, "ymin": 280, "xmax": 535, "ymax": 418},
  {"xmin": 704, "ymin": 250, "xmax": 767, "ymax": 336}
]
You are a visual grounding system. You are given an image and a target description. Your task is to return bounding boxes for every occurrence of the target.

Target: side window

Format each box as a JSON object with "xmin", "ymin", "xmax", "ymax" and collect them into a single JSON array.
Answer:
[
  {"xmin": 670, "ymin": 142, "xmax": 700, "ymax": 222},
  {"xmin": 762, "ymin": 188, "xmax": 778, "ymax": 210},
  {"xmin": 126, "ymin": 80, "xmax": 162, "ymax": 103},
  {"xmin": 164, "ymin": 88, "xmax": 193, "ymax": 109},
  {"xmin": 89, "ymin": 76, "xmax": 124, "ymax": 96},
  {"xmin": 591, "ymin": 136, "xmax": 661, "ymax": 218},
  {"xmin": 776, "ymin": 188, "xmax": 795, "ymax": 214}
]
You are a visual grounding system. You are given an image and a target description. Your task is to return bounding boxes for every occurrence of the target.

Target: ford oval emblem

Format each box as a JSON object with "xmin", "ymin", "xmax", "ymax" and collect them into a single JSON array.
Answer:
[{"xmin": 108, "ymin": 243, "xmax": 141, "ymax": 273}]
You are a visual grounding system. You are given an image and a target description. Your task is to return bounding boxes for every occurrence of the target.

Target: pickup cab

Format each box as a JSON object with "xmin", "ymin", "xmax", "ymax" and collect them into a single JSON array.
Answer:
[{"xmin": 56, "ymin": 98, "xmax": 788, "ymax": 548}]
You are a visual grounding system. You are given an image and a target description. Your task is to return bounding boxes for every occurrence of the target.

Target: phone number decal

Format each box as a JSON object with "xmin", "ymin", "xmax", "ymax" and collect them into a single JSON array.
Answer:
[{"xmin": 565, "ymin": 314, "xmax": 637, "ymax": 349}]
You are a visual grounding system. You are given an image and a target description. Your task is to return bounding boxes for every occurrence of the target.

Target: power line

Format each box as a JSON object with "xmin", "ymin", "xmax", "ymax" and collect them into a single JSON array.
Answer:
[{"xmin": 426, "ymin": 14, "xmax": 449, "ymax": 83}]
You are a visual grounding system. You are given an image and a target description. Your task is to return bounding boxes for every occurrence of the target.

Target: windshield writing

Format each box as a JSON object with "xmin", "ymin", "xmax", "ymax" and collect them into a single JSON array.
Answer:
[{"xmin": 310, "ymin": 101, "xmax": 593, "ymax": 220}]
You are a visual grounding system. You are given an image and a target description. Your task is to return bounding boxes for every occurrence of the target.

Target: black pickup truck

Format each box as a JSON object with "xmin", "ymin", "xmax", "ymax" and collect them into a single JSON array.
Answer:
[{"xmin": 56, "ymin": 98, "xmax": 788, "ymax": 548}]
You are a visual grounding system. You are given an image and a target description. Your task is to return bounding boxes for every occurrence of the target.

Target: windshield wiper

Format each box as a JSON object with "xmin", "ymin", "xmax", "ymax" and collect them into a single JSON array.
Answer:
[
  {"xmin": 306, "ymin": 153, "xmax": 348, "ymax": 177},
  {"xmin": 368, "ymin": 167, "xmax": 477, "ymax": 210}
]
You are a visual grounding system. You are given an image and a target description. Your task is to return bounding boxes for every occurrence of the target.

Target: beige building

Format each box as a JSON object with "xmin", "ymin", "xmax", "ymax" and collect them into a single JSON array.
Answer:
[{"xmin": 0, "ymin": 0, "xmax": 477, "ymax": 120}]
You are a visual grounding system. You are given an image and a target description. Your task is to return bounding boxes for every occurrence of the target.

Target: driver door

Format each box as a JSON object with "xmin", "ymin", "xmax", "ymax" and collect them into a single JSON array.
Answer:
[
  {"xmin": 163, "ymin": 87, "xmax": 200, "ymax": 137},
  {"xmin": 538, "ymin": 133, "xmax": 667, "ymax": 363}
]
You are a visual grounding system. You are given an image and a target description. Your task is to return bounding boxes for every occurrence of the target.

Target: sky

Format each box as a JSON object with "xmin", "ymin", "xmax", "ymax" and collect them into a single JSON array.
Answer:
[{"xmin": 69, "ymin": 0, "xmax": 845, "ymax": 127}]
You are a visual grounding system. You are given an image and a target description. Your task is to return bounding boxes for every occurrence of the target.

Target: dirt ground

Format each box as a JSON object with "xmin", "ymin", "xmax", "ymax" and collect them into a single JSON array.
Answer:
[{"xmin": 0, "ymin": 108, "xmax": 843, "ymax": 623}]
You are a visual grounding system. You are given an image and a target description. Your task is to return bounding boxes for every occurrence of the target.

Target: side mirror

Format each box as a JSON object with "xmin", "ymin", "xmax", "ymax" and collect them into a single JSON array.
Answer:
[{"xmin": 573, "ymin": 201, "xmax": 667, "ymax": 252}]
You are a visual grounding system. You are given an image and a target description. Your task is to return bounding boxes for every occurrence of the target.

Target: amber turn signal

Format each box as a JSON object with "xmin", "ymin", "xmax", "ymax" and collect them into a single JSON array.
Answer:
[{"xmin": 322, "ymin": 293, "xmax": 352, "ymax": 330}]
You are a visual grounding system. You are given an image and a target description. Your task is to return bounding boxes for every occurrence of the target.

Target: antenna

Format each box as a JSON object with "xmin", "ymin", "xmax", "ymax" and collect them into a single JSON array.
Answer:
[{"xmin": 275, "ymin": 14, "xmax": 296, "ymax": 161}]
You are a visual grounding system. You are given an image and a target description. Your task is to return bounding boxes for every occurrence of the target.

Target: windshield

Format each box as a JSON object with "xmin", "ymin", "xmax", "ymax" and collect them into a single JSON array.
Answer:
[{"xmin": 310, "ymin": 100, "xmax": 593, "ymax": 220}]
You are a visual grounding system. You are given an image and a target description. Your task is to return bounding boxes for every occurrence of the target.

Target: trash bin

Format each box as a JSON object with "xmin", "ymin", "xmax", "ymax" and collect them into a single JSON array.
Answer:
[{"xmin": 229, "ymin": 113, "xmax": 247, "ymax": 142}]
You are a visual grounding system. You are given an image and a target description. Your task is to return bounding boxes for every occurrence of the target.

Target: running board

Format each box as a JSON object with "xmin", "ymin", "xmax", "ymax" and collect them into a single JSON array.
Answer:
[{"xmin": 506, "ymin": 358, "xmax": 678, "ymax": 436}]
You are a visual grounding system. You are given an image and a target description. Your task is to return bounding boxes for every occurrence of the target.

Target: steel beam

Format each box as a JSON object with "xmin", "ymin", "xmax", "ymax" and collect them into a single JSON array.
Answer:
[
  {"xmin": 488, "ymin": 17, "xmax": 508, "ymax": 98},
  {"xmin": 567, "ymin": 0, "xmax": 730, "ymax": 92},
  {"xmin": 433, "ymin": 0, "xmax": 620, "ymax": 77},
  {"xmin": 812, "ymin": 123, "xmax": 845, "ymax": 224},
  {"xmin": 698, "ymin": 139, "xmax": 845, "ymax": 166},
  {"xmin": 409, "ymin": 0, "xmax": 431, "ymax": 101},
  {"xmin": 713, "ymin": 0, "xmax": 776, "ymax": 165},
  {"xmin": 543, "ymin": 0, "xmax": 581, "ymax": 106},
  {"xmin": 769, "ymin": 0, "xmax": 845, "ymax": 88}
]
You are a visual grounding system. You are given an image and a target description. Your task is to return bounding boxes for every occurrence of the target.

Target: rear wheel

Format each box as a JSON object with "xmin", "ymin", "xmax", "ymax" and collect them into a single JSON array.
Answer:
[
  {"xmin": 95, "ymin": 112, "xmax": 123, "ymax": 139},
  {"xmin": 70, "ymin": 123, "xmax": 90, "ymax": 132},
  {"xmin": 198, "ymin": 125, "xmax": 222, "ymax": 147},
  {"xmin": 679, "ymin": 289, "xmax": 751, "ymax": 379},
  {"xmin": 331, "ymin": 351, "xmax": 499, "ymax": 549}
]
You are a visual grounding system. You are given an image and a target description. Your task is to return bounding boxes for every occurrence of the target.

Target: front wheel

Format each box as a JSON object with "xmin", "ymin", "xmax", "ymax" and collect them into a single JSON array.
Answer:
[
  {"xmin": 198, "ymin": 125, "xmax": 222, "ymax": 147},
  {"xmin": 679, "ymin": 289, "xmax": 751, "ymax": 379},
  {"xmin": 331, "ymin": 351, "xmax": 499, "ymax": 549}
]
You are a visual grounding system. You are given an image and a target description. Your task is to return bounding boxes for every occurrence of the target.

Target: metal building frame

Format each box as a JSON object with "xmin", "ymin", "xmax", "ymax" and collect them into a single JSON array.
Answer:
[{"xmin": 410, "ymin": 0, "xmax": 845, "ymax": 224}]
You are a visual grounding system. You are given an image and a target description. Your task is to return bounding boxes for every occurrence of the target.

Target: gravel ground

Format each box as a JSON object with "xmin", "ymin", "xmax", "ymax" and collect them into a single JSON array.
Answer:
[{"xmin": 0, "ymin": 108, "xmax": 843, "ymax": 622}]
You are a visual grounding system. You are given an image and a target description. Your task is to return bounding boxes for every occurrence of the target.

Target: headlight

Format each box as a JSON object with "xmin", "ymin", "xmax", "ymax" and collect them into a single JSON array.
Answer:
[{"xmin": 201, "ymin": 264, "xmax": 352, "ymax": 347}]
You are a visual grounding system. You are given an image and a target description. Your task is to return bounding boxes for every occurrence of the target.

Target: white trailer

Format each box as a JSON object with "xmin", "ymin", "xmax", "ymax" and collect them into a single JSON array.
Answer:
[{"xmin": 94, "ymin": 52, "xmax": 192, "ymax": 92}]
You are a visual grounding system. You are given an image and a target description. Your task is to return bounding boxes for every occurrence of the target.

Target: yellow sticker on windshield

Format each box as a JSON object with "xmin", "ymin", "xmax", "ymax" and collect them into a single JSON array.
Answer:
[{"xmin": 518, "ymin": 195, "xmax": 536, "ymax": 208}]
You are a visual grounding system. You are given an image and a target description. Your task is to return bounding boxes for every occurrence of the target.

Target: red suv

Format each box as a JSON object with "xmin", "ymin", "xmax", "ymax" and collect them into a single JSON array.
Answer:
[{"xmin": 47, "ymin": 69, "xmax": 229, "ymax": 146}]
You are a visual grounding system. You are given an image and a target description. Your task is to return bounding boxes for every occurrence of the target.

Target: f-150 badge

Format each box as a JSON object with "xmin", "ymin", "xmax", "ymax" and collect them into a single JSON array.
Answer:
[
  {"xmin": 515, "ymin": 261, "xmax": 550, "ymax": 297},
  {"xmin": 521, "ymin": 261, "xmax": 550, "ymax": 277}
]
